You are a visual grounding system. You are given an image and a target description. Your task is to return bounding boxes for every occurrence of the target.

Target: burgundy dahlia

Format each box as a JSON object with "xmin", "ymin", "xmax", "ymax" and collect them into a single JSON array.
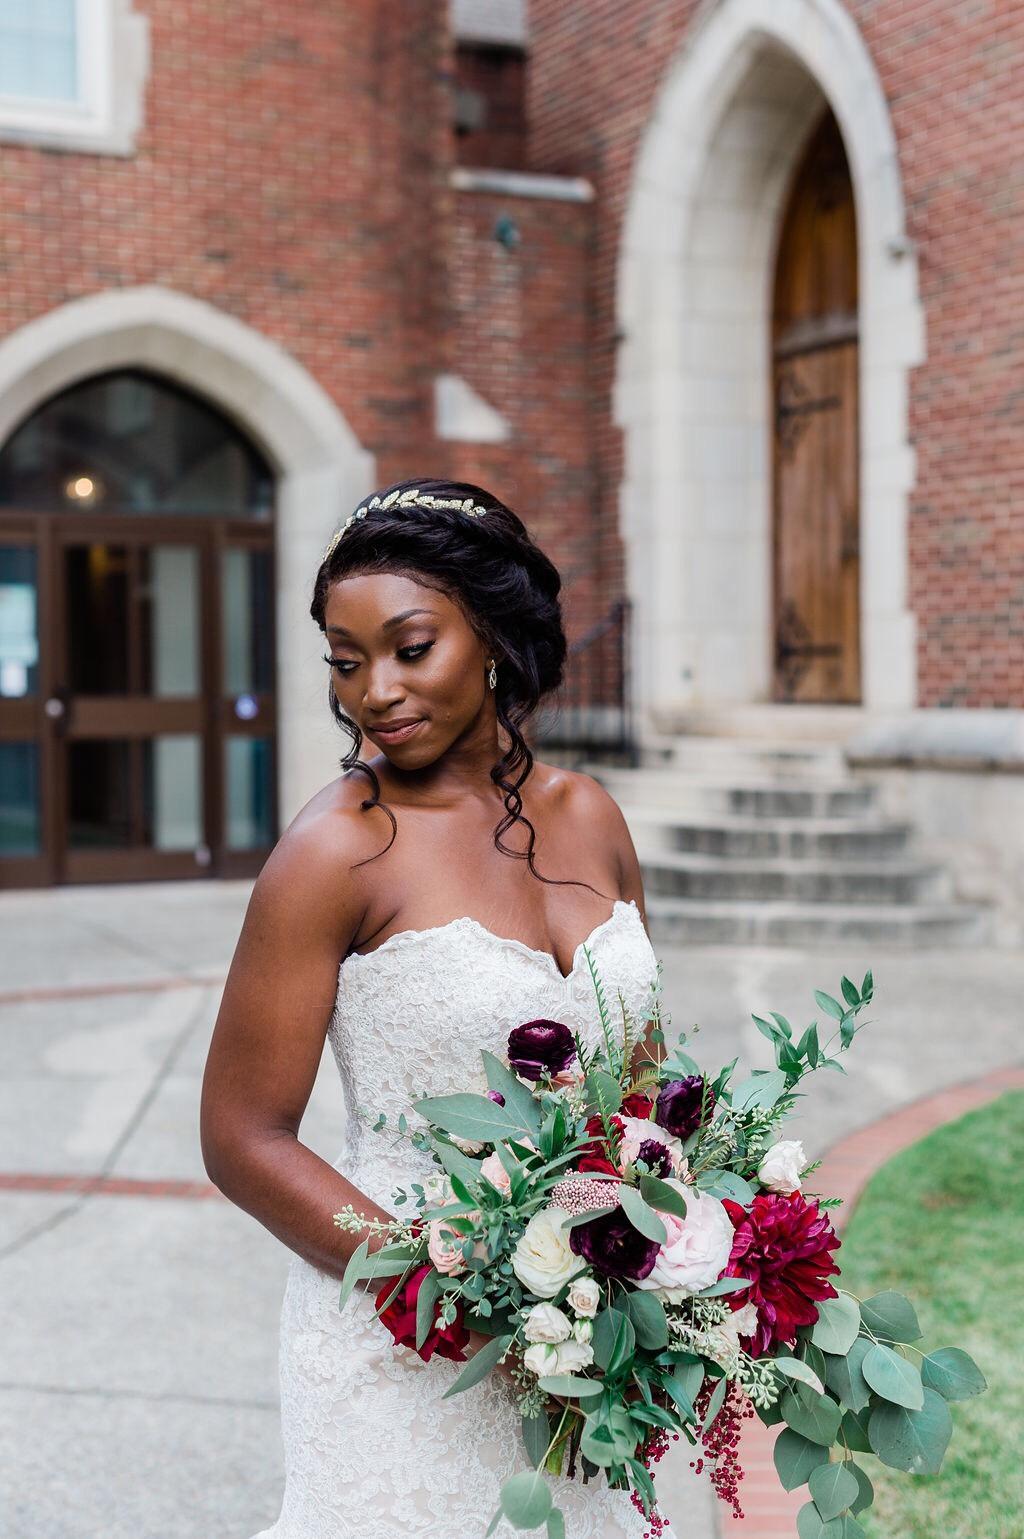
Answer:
[
  {"xmin": 507, "ymin": 1019, "xmax": 577, "ymax": 1081},
  {"xmin": 654, "ymin": 1075, "xmax": 715, "ymax": 1141},
  {"xmin": 569, "ymin": 1208, "xmax": 660, "ymax": 1281},
  {"xmin": 721, "ymin": 1191, "xmax": 841, "ymax": 1357}
]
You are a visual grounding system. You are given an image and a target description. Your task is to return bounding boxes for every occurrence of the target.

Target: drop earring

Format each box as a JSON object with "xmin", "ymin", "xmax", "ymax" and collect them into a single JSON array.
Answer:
[{"xmin": 487, "ymin": 658, "xmax": 497, "ymax": 690}]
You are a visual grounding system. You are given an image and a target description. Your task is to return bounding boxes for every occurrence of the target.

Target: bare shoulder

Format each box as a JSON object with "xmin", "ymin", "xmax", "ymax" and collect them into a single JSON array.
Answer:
[
  {"xmin": 530, "ymin": 760, "xmax": 644, "ymax": 904},
  {"xmin": 247, "ymin": 768, "xmax": 387, "ymax": 949}
]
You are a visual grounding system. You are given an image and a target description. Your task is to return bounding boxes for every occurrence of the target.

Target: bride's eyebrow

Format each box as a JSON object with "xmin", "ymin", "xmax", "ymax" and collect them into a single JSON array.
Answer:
[{"xmin": 326, "ymin": 608, "xmax": 440, "ymax": 638}]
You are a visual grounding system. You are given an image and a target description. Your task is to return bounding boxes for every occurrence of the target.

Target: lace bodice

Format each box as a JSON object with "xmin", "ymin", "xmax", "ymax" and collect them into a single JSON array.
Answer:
[
  {"xmin": 325, "ymin": 898, "xmax": 662, "ymax": 1206},
  {"xmin": 252, "ymin": 897, "xmax": 680, "ymax": 1539}
]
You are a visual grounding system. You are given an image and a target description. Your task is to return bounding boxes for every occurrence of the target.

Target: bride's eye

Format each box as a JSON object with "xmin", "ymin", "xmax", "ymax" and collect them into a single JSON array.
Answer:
[{"xmin": 323, "ymin": 641, "xmax": 434, "ymax": 676}]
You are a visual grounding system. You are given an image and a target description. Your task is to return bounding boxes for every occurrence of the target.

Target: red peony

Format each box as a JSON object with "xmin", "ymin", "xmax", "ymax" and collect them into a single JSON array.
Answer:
[
  {"xmin": 721, "ymin": 1192, "xmax": 841, "ymax": 1357},
  {"xmin": 375, "ymin": 1263, "xmax": 470, "ymax": 1363},
  {"xmin": 577, "ymin": 1093, "xmax": 655, "ymax": 1175}
]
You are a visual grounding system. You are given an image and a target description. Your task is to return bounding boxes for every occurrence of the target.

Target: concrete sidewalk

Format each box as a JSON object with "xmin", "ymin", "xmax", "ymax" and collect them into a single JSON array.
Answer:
[{"xmin": 1, "ymin": 880, "xmax": 1021, "ymax": 1538}]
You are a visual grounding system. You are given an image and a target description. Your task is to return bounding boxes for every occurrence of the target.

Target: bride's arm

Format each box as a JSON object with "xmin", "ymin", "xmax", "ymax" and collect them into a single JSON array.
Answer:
[{"xmin": 200, "ymin": 806, "xmax": 392, "ymax": 1285}]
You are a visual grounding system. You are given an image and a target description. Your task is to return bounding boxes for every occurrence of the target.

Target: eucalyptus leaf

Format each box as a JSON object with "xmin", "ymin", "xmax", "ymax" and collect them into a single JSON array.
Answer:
[
  {"xmin": 592, "ymin": 1307, "xmax": 636, "ymax": 1377},
  {"xmin": 840, "ymin": 1407, "xmax": 872, "ymax": 1454},
  {"xmin": 623, "ymin": 1289, "xmax": 669, "ymax": 1350},
  {"xmin": 823, "ymin": 1337, "xmax": 872, "ymax": 1413},
  {"xmin": 814, "ymin": 990, "xmax": 847, "ymax": 1021},
  {"xmin": 481, "ymin": 1049, "xmax": 544, "ymax": 1139},
  {"xmin": 546, "ymin": 1509, "xmax": 565, "ymax": 1539},
  {"xmin": 868, "ymin": 1387, "xmax": 953, "ymax": 1474},
  {"xmin": 810, "ymin": 1293, "xmax": 861, "ymax": 1356},
  {"xmin": 862, "ymin": 1343, "xmax": 924, "ymax": 1410},
  {"xmin": 702, "ymin": 1372, "xmax": 728, "ymax": 1431},
  {"xmin": 418, "ymin": 1091, "xmax": 523, "ymax": 1144},
  {"xmin": 774, "ymin": 1355, "xmax": 826, "ymax": 1397},
  {"xmin": 522, "ymin": 1411, "xmax": 551, "ymax": 1470},
  {"xmin": 843, "ymin": 1459, "xmax": 873, "ymax": 1516},
  {"xmin": 780, "ymin": 1384, "xmax": 843, "ymax": 1446},
  {"xmin": 338, "ymin": 1237, "xmax": 369, "ymax": 1312},
  {"xmin": 699, "ymin": 1169, "xmax": 757, "ymax": 1204},
  {"xmin": 500, "ymin": 1469, "xmax": 553, "ymax": 1530},
  {"xmin": 730, "ymin": 1069, "xmax": 789, "ymax": 1112},
  {"xmin": 920, "ymin": 1346, "xmax": 987, "ymax": 1401},
  {"xmin": 564, "ymin": 1206, "xmax": 619, "ymax": 1230},
  {"xmin": 441, "ymin": 1333, "xmax": 512, "ymax": 1399},
  {"xmin": 695, "ymin": 1276, "xmax": 753, "ymax": 1298},
  {"xmin": 773, "ymin": 1427, "xmax": 830, "ymax": 1491},
  {"xmin": 618, "ymin": 1184, "xmax": 668, "ymax": 1244},
  {"xmin": 639, "ymin": 1174, "xmax": 689, "ymax": 1220},
  {"xmin": 859, "ymin": 1290, "xmax": 922, "ymax": 1344},
  {"xmin": 808, "ymin": 1460, "xmax": 859, "ymax": 1521},
  {"xmin": 536, "ymin": 1374, "xmax": 603, "ymax": 1399},
  {"xmin": 414, "ymin": 1269, "xmax": 442, "ymax": 1352},
  {"xmin": 432, "ymin": 1137, "xmax": 486, "ymax": 1187}
]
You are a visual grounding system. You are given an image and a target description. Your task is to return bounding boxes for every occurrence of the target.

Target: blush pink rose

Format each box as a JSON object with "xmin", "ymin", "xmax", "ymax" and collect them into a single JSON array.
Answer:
[{"xmin": 427, "ymin": 1219, "xmax": 486, "ymax": 1276}]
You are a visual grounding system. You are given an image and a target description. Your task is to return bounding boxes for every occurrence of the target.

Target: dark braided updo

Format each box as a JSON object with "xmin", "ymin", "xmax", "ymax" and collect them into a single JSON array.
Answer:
[{"xmin": 309, "ymin": 475, "xmax": 605, "ymax": 898}]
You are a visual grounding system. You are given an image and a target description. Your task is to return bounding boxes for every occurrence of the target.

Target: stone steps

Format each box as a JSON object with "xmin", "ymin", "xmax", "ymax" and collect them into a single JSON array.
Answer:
[{"xmin": 578, "ymin": 744, "xmax": 994, "ymax": 947}]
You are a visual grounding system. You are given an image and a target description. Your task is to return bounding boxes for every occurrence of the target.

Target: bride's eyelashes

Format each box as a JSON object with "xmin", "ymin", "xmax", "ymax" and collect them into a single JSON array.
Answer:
[{"xmin": 323, "ymin": 641, "xmax": 436, "ymax": 677}]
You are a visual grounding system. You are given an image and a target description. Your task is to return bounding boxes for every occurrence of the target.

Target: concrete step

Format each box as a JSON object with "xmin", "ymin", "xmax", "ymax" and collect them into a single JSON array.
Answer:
[
  {"xmin": 583, "ymin": 764, "xmax": 879, "ymax": 818},
  {"xmin": 639, "ymin": 733, "xmax": 850, "ymax": 779},
  {"xmin": 640, "ymin": 849, "xmax": 952, "ymax": 904},
  {"xmin": 623, "ymin": 806, "xmax": 916, "ymax": 860},
  {"xmin": 646, "ymin": 895, "xmax": 995, "ymax": 948}
]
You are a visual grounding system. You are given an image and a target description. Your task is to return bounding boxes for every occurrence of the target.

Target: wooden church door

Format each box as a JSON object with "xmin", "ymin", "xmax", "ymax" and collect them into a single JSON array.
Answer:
[{"xmin": 772, "ymin": 109, "xmax": 861, "ymax": 703}]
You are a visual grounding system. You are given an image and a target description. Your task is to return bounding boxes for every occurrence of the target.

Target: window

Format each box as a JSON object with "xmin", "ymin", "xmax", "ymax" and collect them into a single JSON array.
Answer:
[
  {"xmin": 0, "ymin": 0, "xmax": 148, "ymax": 154},
  {"xmin": 0, "ymin": 370, "xmax": 274, "ymax": 518}
]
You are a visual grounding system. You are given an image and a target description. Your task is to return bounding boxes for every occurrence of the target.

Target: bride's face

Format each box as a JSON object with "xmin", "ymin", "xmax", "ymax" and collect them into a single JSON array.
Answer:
[{"xmin": 323, "ymin": 570, "xmax": 496, "ymax": 762}]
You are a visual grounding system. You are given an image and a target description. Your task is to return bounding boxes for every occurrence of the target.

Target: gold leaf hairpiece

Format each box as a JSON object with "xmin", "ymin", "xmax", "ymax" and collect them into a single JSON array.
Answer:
[{"xmin": 323, "ymin": 488, "xmax": 489, "ymax": 561}]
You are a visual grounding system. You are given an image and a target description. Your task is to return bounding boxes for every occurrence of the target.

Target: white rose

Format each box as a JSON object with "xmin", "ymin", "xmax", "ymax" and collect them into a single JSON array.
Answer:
[
  {"xmin": 522, "ymin": 1342, "xmax": 560, "ymax": 1377},
  {"xmin": 758, "ymin": 1139, "xmax": 806, "ymax": 1195},
  {"xmin": 566, "ymin": 1275, "xmax": 601, "ymax": 1317},
  {"xmin": 511, "ymin": 1205, "xmax": 586, "ymax": 1298},
  {"xmin": 634, "ymin": 1181, "xmax": 735, "ymax": 1302},
  {"xmin": 523, "ymin": 1303, "xmax": 573, "ymax": 1344},
  {"xmin": 551, "ymin": 1337, "xmax": 594, "ymax": 1374},
  {"xmin": 573, "ymin": 1318, "xmax": 593, "ymax": 1344},
  {"xmin": 524, "ymin": 1338, "xmax": 595, "ymax": 1377}
]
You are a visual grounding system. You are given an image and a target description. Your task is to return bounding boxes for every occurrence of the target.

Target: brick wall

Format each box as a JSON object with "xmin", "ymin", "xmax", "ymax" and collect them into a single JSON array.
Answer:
[
  {"xmin": 0, "ymin": 0, "xmax": 453, "ymax": 477},
  {"xmin": 526, "ymin": 0, "xmax": 1024, "ymax": 707},
  {"xmin": 447, "ymin": 185, "xmax": 597, "ymax": 637}
]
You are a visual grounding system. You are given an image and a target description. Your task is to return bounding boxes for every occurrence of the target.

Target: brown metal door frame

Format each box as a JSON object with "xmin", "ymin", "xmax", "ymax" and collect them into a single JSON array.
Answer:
[{"xmin": 12, "ymin": 511, "xmax": 278, "ymax": 885}]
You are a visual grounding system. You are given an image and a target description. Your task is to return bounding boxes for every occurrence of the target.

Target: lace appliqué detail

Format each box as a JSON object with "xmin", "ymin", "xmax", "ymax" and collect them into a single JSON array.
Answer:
[{"xmin": 250, "ymin": 899, "xmax": 677, "ymax": 1539}]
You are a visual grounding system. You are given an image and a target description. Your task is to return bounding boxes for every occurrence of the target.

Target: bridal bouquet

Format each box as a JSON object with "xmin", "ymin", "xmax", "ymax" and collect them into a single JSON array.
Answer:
[{"xmin": 334, "ymin": 954, "xmax": 986, "ymax": 1539}]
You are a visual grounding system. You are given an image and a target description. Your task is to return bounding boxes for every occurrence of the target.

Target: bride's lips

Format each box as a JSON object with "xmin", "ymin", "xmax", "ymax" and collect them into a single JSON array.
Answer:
[{"xmin": 368, "ymin": 718, "xmax": 426, "ymax": 745}]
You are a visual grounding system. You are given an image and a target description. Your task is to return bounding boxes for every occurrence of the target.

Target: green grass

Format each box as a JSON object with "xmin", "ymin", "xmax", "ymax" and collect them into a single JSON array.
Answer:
[{"xmin": 831, "ymin": 1088, "xmax": 1023, "ymax": 1539}]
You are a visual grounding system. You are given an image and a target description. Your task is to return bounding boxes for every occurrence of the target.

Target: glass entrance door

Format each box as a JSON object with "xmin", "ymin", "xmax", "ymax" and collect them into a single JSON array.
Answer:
[
  {"xmin": 53, "ymin": 522, "xmax": 208, "ymax": 881},
  {"xmin": 0, "ymin": 368, "xmax": 278, "ymax": 887}
]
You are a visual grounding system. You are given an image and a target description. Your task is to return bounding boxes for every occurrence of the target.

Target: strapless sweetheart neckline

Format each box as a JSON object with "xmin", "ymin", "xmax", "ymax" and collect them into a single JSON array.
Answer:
[{"xmin": 341, "ymin": 896, "xmax": 641, "ymax": 985}]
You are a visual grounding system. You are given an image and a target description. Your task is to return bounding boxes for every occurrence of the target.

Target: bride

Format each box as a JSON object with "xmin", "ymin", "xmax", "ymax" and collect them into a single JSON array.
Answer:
[{"xmin": 200, "ymin": 478, "xmax": 678, "ymax": 1539}]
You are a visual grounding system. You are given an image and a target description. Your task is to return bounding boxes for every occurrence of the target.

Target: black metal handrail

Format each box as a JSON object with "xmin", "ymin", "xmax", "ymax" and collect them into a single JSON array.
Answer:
[{"xmin": 531, "ymin": 596, "xmax": 637, "ymax": 765}]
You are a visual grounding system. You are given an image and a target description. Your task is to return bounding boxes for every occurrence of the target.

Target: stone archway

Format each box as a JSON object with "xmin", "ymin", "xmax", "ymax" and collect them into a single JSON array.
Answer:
[
  {"xmin": 615, "ymin": 0, "xmax": 924, "ymax": 729},
  {"xmin": 0, "ymin": 286, "xmax": 374, "ymax": 821}
]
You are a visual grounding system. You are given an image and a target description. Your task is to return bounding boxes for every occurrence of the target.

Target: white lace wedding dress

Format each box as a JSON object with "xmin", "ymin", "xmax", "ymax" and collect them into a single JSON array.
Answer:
[{"xmin": 250, "ymin": 897, "xmax": 680, "ymax": 1539}]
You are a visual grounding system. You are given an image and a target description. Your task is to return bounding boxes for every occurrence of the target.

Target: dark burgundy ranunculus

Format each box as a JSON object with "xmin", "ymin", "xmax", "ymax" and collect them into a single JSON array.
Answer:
[
  {"xmin": 568, "ymin": 1207, "xmax": 660, "ymax": 1280},
  {"xmin": 375, "ymin": 1263, "xmax": 470, "ymax": 1362},
  {"xmin": 486, "ymin": 1090, "xmax": 506, "ymax": 1105},
  {"xmin": 507, "ymin": 1018, "xmax": 577, "ymax": 1081},
  {"xmin": 635, "ymin": 1138, "xmax": 673, "ymax": 1178},
  {"xmin": 721, "ymin": 1192, "xmax": 841, "ymax": 1358},
  {"xmin": 655, "ymin": 1075, "xmax": 715, "ymax": 1140}
]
